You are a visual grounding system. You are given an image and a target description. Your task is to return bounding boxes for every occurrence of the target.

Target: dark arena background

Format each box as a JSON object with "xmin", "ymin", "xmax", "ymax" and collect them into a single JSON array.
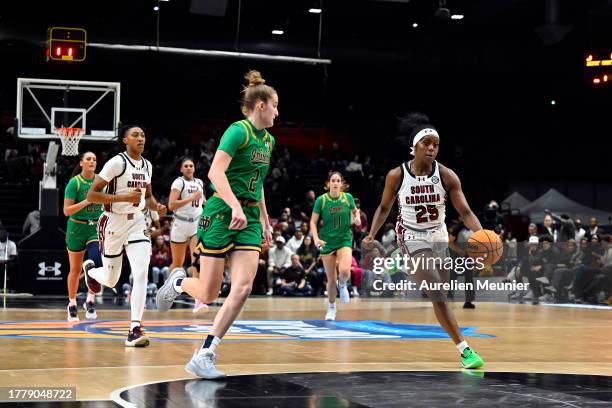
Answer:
[{"xmin": 1, "ymin": 1, "xmax": 611, "ymax": 407}]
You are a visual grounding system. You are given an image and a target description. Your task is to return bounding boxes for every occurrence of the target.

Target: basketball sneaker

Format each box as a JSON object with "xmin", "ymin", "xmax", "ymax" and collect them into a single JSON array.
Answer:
[
  {"xmin": 83, "ymin": 301, "xmax": 97, "ymax": 320},
  {"xmin": 185, "ymin": 349, "xmax": 226, "ymax": 379},
  {"xmin": 185, "ymin": 380, "xmax": 226, "ymax": 404},
  {"xmin": 67, "ymin": 304, "xmax": 79, "ymax": 322},
  {"xmin": 460, "ymin": 348, "xmax": 484, "ymax": 369},
  {"xmin": 325, "ymin": 305, "xmax": 336, "ymax": 321},
  {"xmin": 193, "ymin": 299, "xmax": 209, "ymax": 314},
  {"xmin": 82, "ymin": 260, "xmax": 102, "ymax": 294},
  {"xmin": 338, "ymin": 282, "xmax": 350, "ymax": 304},
  {"xmin": 125, "ymin": 325, "xmax": 150, "ymax": 347},
  {"xmin": 156, "ymin": 268, "xmax": 186, "ymax": 312}
]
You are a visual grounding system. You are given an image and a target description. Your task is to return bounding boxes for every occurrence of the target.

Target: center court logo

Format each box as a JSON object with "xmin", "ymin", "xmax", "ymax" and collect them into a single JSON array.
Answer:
[{"xmin": 0, "ymin": 320, "xmax": 493, "ymax": 341}]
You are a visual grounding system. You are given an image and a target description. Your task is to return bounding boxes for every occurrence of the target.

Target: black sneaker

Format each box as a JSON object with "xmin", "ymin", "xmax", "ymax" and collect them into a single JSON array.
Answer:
[
  {"xmin": 83, "ymin": 301, "xmax": 97, "ymax": 320},
  {"xmin": 463, "ymin": 302, "xmax": 476, "ymax": 309},
  {"xmin": 125, "ymin": 325, "xmax": 150, "ymax": 347},
  {"xmin": 67, "ymin": 305, "xmax": 79, "ymax": 322},
  {"xmin": 82, "ymin": 260, "xmax": 102, "ymax": 294}
]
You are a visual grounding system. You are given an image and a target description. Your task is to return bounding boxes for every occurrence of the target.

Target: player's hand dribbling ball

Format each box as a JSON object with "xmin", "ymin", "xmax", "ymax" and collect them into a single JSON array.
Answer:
[{"xmin": 466, "ymin": 229, "xmax": 503, "ymax": 267}]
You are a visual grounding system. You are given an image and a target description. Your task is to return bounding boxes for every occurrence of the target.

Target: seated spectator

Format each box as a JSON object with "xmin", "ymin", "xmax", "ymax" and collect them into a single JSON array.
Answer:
[
  {"xmin": 300, "ymin": 221, "xmax": 311, "ymax": 238},
  {"xmin": 299, "ymin": 190, "xmax": 316, "ymax": 222},
  {"xmin": 539, "ymin": 214, "xmax": 558, "ymax": 242},
  {"xmin": 350, "ymin": 256, "xmax": 362, "ymax": 296},
  {"xmin": 0, "ymin": 228, "xmax": 18, "ymax": 291},
  {"xmin": 22, "ymin": 209, "xmax": 41, "ymax": 236},
  {"xmin": 586, "ymin": 217, "xmax": 604, "ymax": 240},
  {"xmin": 267, "ymin": 236, "xmax": 292, "ymax": 295},
  {"xmin": 297, "ymin": 236, "xmax": 318, "ymax": 269},
  {"xmin": 532, "ymin": 236, "xmax": 560, "ymax": 303},
  {"xmin": 151, "ymin": 236, "xmax": 172, "ymax": 287},
  {"xmin": 381, "ymin": 223, "xmax": 397, "ymax": 252},
  {"xmin": 351, "ymin": 198, "xmax": 368, "ymax": 244},
  {"xmin": 549, "ymin": 239, "xmax": 583, "ymax": 302},
  {"xmin": 573, "ymin": 235, "xmax": 611, "ymax": 303},
  {"xmin": 286, "ymin": 230, "xmax": 304, "ymax": 254},
  {"xmin": 279, "ymin": 255, "xmax": 312, "ymax": 296}
]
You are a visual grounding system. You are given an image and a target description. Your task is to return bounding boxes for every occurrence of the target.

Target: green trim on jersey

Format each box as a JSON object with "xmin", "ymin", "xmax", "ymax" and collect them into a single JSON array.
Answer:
[
  {"xmin": 64, "ymin": 175, "xmax": 103, "ymax": 220},
  {"xmin": 211, "ymin": 119, "xmax": 275, "ymax": 202},
  {"xmin": 313, "ymin": 192, "xmax": 356, "ymax": 251}
]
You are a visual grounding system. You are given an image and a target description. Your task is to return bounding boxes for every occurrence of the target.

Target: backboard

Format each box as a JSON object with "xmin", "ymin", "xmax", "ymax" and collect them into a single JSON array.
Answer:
[{"xmin": 16, "ymin": 78, "xmax": 120, "ymax": 141}]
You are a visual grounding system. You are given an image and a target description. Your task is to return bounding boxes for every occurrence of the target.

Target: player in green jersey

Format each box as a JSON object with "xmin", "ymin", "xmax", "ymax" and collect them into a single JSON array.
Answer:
[
  {"xmin": 310, "ymin": 171, "xmax": 361, "ymax": 321},
  {"xmin": 156, "ymin": 70, "xmax": 277, "ymax": 379},
  {"xmin": 63, "ymin": 151, "xmax": 103, "ymax": 322}
]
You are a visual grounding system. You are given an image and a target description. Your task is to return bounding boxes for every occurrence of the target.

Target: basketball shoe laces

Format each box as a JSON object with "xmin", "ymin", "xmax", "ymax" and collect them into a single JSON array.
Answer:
[{"xmin": 201, "ymin": 351, "xmax": 218, "ymax": 368}]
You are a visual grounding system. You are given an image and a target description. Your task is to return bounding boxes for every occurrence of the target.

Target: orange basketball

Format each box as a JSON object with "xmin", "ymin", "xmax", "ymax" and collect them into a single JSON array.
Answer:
[{"xmin": 466, "ymin": 229, "xmax": 503, "ymax": 266}]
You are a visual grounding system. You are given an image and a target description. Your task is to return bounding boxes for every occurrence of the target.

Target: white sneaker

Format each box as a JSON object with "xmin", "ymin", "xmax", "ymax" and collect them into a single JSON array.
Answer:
[
  {"xmin": 352, "ymin": 287, "xmax": 360, "ymax": 297},
  {"xmin": 266, "ymin": 288, "xmax": 273, "ymax": 296},
  {"xmin": 325, "ymin": 306, "xmax": 337, "ymax": 321},
  {"xmin": 83, "ymin": 301, "xmax": 97, "ymax": 320},
  {"xmin": 185, "ymin": 349, "xmax": 226, "ymax": 379},
  {"xmin": 338, "ymin": 283, "xmax": 350, "ymax": 304},
  {"xmin": 67, "ymin": 304, "xmax": 79, "ymax": 322}
]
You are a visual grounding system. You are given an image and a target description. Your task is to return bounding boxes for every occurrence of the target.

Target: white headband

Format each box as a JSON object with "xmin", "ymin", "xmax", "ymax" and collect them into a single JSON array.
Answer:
[{"xmin": 410, "ymin": 128, "xmax": 439, "ymax": 156}]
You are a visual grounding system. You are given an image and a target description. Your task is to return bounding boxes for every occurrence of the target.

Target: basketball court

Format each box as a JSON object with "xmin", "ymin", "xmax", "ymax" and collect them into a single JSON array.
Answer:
[
  {"xmin": 2, "ymin": 296, "xmax": 612, "ymax": 406},
  {"xmin": 2, "ymin": 2, "xmax": 612, "ymax": 407}
]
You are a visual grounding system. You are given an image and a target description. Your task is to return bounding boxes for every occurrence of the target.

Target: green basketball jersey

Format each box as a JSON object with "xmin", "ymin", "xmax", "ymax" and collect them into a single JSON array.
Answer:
[
  {"xmin": 64, "ymin": 175, "xmax": 103, "ymax": 220},
  {"xmin": 212, "ymin": 119, "xmax": 275, "ymax": 202},
  {"xmin": 313, "ymin": 192, "xmax": 356, "ymax": 243}
]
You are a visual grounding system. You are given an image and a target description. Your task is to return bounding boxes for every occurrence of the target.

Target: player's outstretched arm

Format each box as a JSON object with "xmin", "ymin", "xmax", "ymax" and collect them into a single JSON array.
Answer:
[
  {"xmin": 87, "ymin": 175, "xmax": 140, "ymax": 204},
  {"xmin": 364, "ymin": 167, "xmax": 402, "ymax": 243},
  {"xmin": 440, "ymin": 165, "xmax": 482, "ymax": 232},
  {"xmin": 145, "ymin": 184, "xmax": 167, "ymax": 216}
]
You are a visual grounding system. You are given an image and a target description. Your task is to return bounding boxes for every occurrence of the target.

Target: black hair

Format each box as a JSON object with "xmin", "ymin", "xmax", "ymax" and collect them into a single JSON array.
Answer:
[
  {"xmin": 180, "ymin": 157, "xmax": 195, "ymax": 167},
  {"xmin": 396, "ymin": 112, "xmax": 436, "ymax": 146},
  {"xmin": 69, "ymin": 151, "xmax": 96, "ymax": 179},
  {"xmin": 540, "ymin": 235, "xmax": 553, "ymax": 243},
  {"xmin": 116, "ymin": 124, "xmax": 144, "ymax": 147}
]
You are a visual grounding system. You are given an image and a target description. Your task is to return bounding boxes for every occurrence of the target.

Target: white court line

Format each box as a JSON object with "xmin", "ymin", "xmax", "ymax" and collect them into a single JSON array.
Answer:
[{"xmin": 110, "ymin": 377, "xmax": 191, "ymax": 408}]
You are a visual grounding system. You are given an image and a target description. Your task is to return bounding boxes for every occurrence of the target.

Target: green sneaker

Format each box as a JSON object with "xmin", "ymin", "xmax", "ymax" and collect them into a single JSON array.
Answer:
[{"xmin": 461, "ymin": 348, "xmax": 484, "ymax": 369}]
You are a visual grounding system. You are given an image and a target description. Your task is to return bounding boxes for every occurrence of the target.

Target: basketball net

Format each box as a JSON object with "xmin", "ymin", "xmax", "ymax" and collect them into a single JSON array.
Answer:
[{"xmin": 57, "ymin": 127, "xmax": 84, "ymax": 156}]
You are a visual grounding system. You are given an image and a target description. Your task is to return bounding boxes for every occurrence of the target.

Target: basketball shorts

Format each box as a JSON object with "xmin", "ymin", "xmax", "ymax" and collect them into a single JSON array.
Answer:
[
  {"xmin": 196, "ymin": 195, "xmax": 262, "ymax": 258},
  {"xmin": 396, "ymin": 222, "xmax": 449, "ymax": 260},
  {"xmin": 98, "ymin": 211, "xmax": 150, "ymax": 258},
  {"xmin": 319, "ymin": 237, "xmax": 353, "ymax": 255},
  {"xmin": 66, "ymin": 218, "xmax": 99, "ymax": 252},
  {"xmin": 170, "ymin": 217, "xmax": 198, "ymax": 243}
]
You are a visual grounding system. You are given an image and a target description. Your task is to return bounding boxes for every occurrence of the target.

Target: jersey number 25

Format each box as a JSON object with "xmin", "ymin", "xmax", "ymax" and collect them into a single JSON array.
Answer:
[{"xmin": 415, "ymin": 205, "xmax": 439, "ymax": 224}]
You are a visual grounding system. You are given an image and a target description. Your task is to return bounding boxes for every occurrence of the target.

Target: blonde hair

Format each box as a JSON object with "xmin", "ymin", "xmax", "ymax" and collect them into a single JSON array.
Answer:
[
  {"xmin": 324, "ymin": 171, "xmax": 350, "ymax": 192},
  {"xmin": 241, "ymin": 70, "xmax": 277, "ymax": 116}
]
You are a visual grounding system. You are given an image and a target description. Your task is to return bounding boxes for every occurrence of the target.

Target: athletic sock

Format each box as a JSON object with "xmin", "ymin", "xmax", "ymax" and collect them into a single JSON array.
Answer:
[
  {"xmin": 86, "ymin": 293, "xmax": 95, "ymax": 303},
  {"xmin": 68, "ymin": 298, "xmax": 77, "ymax": 306},
  {"xmin": 201, "ymin": 335, "xmax": 221, "ymax": 353},
  {"xmin": 456, "ymin": 340, "xmax": 469, "ymax": 354},
  {"xmin": 174, "ymin": 278, "xmax": 184, "ymax": 293},
  {"xmin": 130, "ymin": 320, "xmax": 141, "ymax": 330},
  {"xmin": 328, "ymin": 302, "xmax": 336, "ymax": 309}
]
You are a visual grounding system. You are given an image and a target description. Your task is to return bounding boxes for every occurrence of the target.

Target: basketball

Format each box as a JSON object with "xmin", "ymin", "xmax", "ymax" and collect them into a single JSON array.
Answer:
[{"xmin": 466, "ymin": 229, "xmax": 503, "ymax": 266}]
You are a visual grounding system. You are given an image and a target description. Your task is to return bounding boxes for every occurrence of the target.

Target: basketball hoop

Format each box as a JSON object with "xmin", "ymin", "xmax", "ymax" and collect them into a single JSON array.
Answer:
[{"xmin": 57, "ymin": 127, "xmax": 85, "ymax": 156}]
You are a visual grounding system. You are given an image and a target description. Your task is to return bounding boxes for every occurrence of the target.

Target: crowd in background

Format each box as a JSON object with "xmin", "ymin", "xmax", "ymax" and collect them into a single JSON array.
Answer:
[{"xmin": 1, "ymin": 128, "xmax": 612, "ymax": 306}]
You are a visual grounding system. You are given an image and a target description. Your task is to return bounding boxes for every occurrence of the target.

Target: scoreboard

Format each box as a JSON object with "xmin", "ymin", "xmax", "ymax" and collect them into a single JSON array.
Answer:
[
  {"xmin": 46, "ymin": 27, "xmax": 87, "ymax": 62},
  {"xmin": 585, "ymin": 51, "xmax": 611, "ymax": 85}
]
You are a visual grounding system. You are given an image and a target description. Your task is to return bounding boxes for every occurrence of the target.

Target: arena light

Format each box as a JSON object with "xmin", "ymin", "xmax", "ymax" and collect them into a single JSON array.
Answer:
[
  {"xmin": 593, "ymin": 78, "xmax": 601, "ymax": 84},
  {"xmin": 154, "ymin": 6, "xmax": 159, "ymax": 11},
  {"xmin": 451, "ymin": 14, "xmax": 464, "ymax": 20},
  {"xmin": 412, "ymin": 23, "xmax": 418, "ymax": 28},
  {"xmin": 309, "ymin": 8, "xmax": 322, "ymax": 14},
  {"xmin": 550, "ymin": 100, "xmax": 556, "ymax": 105},
  {"xmin": 272, "ymin": 30, "xmax": 284, "ymax": 35}
]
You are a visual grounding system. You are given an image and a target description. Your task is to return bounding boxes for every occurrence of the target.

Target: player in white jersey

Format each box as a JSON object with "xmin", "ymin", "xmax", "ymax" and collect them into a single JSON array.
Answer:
[
  {"xmin": 167, "ymin": 157, "xmax": 207, "ymax": 312},
  {"xmin": 84, "ymin": 125, "xmax": 167, "ymax": 347},
  {"xmin": 363, "ymin": 113, "xmax": 485, "ymax": 369}
]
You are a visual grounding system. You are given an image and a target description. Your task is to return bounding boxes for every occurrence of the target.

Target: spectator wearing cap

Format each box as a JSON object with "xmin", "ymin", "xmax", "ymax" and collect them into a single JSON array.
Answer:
[{"xmin": 267, "ymin": 236, "xmax": 292, "ymax": 295}]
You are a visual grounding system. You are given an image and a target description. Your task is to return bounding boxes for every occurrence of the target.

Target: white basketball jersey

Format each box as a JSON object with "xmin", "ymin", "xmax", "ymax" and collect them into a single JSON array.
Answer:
[
  {"xmin": 98, "ymin": 152, "xmax": 151, "ymax": 214},
  {"xmin": 397, "ymin": 160, "xmax": 447, "ymax": 230},
  {"xmin": 170, "ymin": 176, "xmax": 204, "ymax": 219}
]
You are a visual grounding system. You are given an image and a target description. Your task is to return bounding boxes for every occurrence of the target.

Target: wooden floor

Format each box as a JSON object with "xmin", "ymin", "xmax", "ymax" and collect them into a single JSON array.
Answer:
[{"xmin": 1, "ymin": 298, "xmax": 612, "ymax": 402}]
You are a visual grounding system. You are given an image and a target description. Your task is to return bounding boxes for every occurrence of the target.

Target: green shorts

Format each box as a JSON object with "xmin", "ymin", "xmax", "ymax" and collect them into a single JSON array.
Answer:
[
  {"xmin": 196, "ymin": 195, "xmax": 262, "ymax": 258},
  {"xmin": 66, "ymin": 218, "xmax": 99, "ymax": 252},
  {"xmin": 319, "ymin": 238, "xmax": 353, "ymax": 255}
]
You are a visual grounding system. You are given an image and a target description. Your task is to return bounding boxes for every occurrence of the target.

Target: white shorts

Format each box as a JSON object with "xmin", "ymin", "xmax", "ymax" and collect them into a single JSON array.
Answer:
[
  {"xmin": 98, "ymin": 211, "xmax": 150, "ymax": 257},
  {"xmin": 396, "ymin": 222, "xmax": 449, "ymax": 259},
  {"xmin": 170, "ymin": 217, "xmax": 198, "ymax": 243}
]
